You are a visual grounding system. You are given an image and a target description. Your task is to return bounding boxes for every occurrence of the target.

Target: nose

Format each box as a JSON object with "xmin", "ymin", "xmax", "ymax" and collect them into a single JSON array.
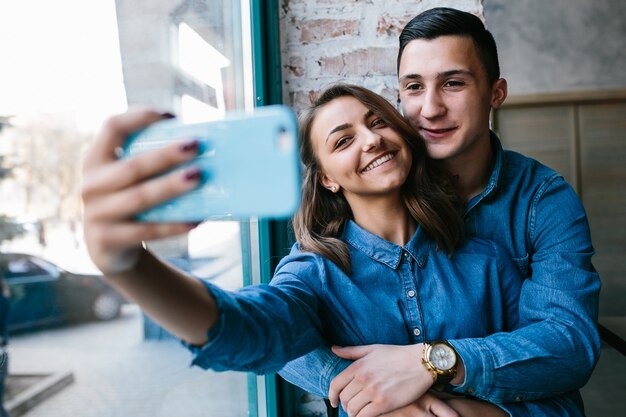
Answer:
[
  {"xmin": 420, "ymin": 89, "xmax": 446, "ymax": 119},
  {"xmin": 361, "ymin": 128, "xmax": 382, "ymax": 152}
]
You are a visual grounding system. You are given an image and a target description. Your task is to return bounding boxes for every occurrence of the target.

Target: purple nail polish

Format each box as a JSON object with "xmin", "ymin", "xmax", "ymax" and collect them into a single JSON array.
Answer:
[
  {"xmin": 180, "ymin": 140, "xmax": 200, "ymax": 153},
  {"xmin": 184, "ymin": 167, "xmax": 202, "ymax": 181}
]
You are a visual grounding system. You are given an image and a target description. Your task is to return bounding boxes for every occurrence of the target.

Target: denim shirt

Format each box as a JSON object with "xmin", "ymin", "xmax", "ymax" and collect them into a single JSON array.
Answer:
[
  {"xmin": 280, "ymin": 133, "xmax": 601, "ymax": 415},
  {"xmin": 188, "ymin": 220, "xmax": 522, "ymax": 382}
]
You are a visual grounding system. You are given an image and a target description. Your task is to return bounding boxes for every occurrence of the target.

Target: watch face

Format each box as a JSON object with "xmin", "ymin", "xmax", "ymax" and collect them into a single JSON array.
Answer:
[{"xmin": 429, "ymin": 344, "xmax": 456, "ymax": 371}]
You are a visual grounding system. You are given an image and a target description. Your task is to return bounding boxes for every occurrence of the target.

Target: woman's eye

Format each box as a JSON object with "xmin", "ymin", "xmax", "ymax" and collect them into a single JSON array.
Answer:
[
  {"xmin": 334, "ymin": 136, "xmax": 352, "ymax": 149},
  {"xmin": 371, "ymin": 118, "xmax": 386, "ymax": 128}
]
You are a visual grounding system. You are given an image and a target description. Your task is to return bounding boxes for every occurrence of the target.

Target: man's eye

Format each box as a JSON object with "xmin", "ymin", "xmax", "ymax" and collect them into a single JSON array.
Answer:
[
  {"xmin": 406, "ymin": 83, "xmax": 422, "ymax": 90},
  {"xmin": 444, "ymin": 80, "xmax": 464, "ymax": 88}
]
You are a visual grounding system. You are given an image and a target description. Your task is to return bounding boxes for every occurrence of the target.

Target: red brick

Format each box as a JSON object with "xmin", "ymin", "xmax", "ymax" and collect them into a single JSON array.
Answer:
[
  {"xmin": 299, "ymin": 18, "xmax": 360, "ymax": 43},
  {"xmin": 317, "ymin": 47, "xmax": 397, "ymax": 77},
  {"xmin": 288, "ymin": 90, "xmax": 319, "ymax": 112},
  {"xmin": 380, "ymin": 86, "xmax": 400, "ymax": 105},
  {"xmin": 284, "ymin": 55, "xmax": 305, "ymax": 77},
  {"xmin": 376, "ymin": 13, "xmax": 415, "ymax": 37}
]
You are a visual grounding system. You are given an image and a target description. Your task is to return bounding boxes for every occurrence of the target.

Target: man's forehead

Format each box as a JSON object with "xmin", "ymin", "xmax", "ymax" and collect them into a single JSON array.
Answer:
[{"xmin": 398, "ymin": 36, "xmax": 482, "ymax": 76}]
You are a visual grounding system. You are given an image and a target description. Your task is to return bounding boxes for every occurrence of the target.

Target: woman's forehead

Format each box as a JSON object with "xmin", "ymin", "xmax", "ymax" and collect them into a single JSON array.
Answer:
[
  {"xmin": 312, "ymin": 97, "xmax": 369, "ymax": 134},
  {"xmin": 310, "ymin": 97, "xmax": 370, "ymax": 151}
]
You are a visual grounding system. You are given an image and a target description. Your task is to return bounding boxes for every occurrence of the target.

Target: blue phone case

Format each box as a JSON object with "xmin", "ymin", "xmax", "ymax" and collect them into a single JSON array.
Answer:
[{"xmin": 122, "ymin": 105, "xmax": 301, "ymax": 221}]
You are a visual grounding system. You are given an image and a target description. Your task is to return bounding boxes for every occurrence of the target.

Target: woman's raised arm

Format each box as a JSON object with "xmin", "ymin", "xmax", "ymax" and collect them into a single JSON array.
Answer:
[{"xmin": 81, "ymin": 108, "xmax": 217, "ymax": 345}]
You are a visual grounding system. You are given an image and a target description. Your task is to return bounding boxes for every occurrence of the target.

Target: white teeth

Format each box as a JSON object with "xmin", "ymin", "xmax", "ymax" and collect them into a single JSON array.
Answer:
[{"xmin": 363, "ymin": 153, "xmax": 394, "ymax": 172}]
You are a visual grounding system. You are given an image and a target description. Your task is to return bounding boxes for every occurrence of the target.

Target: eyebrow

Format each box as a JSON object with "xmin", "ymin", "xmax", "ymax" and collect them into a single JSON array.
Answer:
[
  {"xmin": 325, "ymin": 109, "xmax": 376, "ymax": 143},
  {"xmin": 326, "ymin": 123, "xmax": 351, "ymax": 143},
  {"xmin": 399, "ymin": 69, "xmax": 474, "ymax": 83},
  {"xmin": 439, "ymin": 69, "xmax": 473, "ymax": 78}
]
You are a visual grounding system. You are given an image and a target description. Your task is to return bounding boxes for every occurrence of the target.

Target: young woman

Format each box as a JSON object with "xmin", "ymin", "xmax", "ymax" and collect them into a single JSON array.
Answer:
[{"xmin": 81, "ymin": 84, "xmax": 521, "ymax": 417}]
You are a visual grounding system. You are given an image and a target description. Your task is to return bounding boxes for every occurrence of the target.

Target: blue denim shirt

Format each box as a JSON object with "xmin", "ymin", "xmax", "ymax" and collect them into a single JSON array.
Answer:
[
  {"xmin": 279, "ymin": 133, "xmax": 601, "ymax": 416},
  {"xmin": 188, "ymin": 220, "xmax": 522, "ymax": 380}
]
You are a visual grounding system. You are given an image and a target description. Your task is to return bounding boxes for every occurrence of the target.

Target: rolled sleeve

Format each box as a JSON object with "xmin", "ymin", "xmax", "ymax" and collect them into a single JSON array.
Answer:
[
  {"xmin": 448, "ymin": 338, "xmax": 495, "ymax": 398},
  {"xmin": 449, "ymin": 324, "xmax": 593, "ymax": 402},
  {"xmin": 279, "ymin": 346, "xmax": 351, "ymax": 397},
  {"xmin": 184, "ymin": 277, "xmax": 326, "ymax": 374},
  {"xmin": 184, "ymin": 282, "xmax": 246, "ymax": 371},
  {"xmin": 452, "ymin": 176, "xmax": 600, "ymax": 403}
]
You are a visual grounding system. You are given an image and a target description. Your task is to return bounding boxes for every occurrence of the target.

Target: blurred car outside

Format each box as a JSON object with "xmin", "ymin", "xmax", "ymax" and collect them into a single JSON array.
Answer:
[{"xmin": 0, "ymin": 252, "xmax": 126, "ymax": 333}]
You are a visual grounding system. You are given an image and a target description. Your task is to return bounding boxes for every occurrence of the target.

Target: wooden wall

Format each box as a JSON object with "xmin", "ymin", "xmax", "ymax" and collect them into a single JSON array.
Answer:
[{"xmin": 494, "ymin": 90, "xmax": 626, "ymax": 316}]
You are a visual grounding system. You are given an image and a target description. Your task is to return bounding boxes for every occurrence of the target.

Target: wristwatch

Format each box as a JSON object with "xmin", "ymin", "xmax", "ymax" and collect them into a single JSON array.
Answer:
[{"xmin": 422, "ymin": 340, "xmax": 458, "ymax": 388}]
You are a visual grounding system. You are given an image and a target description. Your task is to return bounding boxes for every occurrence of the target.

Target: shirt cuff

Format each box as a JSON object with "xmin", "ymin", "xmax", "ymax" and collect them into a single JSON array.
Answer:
[
  {"xmin": 181, "ymin": 280, "xmax": 239, "ymax": 371},
  {"xmin": 447, "ymin": 338, "xmax": 495, "ymax": 399},
  {"xmin": 320, "ymin": 353, "xmax": 351, "ymax": 395}
]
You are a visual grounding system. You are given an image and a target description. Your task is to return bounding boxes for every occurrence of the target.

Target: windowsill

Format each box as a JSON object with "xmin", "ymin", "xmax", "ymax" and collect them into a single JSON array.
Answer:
[
  {"xmin": 598, "ymin": 316, "xmax": 626, "ymax": 356},
  {"xmin": 5, "ymin": 371, "xmax": 74, "ymax": 415}
]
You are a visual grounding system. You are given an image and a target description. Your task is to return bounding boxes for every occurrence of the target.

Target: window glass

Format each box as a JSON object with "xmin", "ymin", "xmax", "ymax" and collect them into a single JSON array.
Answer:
[
  {"xmin": 6, "ymin": 259, "xmax": 48, "ymax": 278},
  {"xmin": 0, "ymin": 1, "xmax": 262, "ymax": 416}
]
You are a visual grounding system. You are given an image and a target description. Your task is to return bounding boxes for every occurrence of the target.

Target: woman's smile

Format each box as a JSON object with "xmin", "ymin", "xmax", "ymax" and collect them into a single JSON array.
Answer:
[{"xmin": 362, "ymin": 151, "xmax": 397, "ymax": 173}]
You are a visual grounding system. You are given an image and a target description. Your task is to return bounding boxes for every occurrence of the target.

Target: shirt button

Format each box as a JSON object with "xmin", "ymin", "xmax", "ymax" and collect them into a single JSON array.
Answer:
[
  {"xmin": 515, "ymin": 396, "xmax": 522, "ymax": 402},
  {"xmin": 466, "ymin": 387, "xmax": 475, "ymax": 394},
  {"xmin": 407, "ymin": 290, "xmax": 416, "ymax": 298},
  {"xmin": 413, "ymin": 327, "xmax": 421, "ymax": 336}
]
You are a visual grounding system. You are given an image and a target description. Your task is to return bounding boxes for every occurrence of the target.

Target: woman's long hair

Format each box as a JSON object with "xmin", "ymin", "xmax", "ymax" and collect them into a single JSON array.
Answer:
[{"xmin": 293, "ymin": 84, "xmax": 464, "ymax": 273}]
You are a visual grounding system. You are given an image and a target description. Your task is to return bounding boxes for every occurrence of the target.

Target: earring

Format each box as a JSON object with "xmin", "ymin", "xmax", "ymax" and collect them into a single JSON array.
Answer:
[{"xmin": 331, "ymin": 185, "xmax": 337, "ymax": 192}]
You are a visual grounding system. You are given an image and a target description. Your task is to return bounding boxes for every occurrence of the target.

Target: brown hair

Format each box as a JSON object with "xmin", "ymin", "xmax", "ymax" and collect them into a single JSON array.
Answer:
[{"xmin": 292, "ymin": 84, "xmax": 464, "ymax": 273}]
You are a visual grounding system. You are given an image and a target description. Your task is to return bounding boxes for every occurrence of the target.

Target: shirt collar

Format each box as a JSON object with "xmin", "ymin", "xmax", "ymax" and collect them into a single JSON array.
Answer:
[
  {"xmin": 342, "ymin": 220, "xmax": 431, "ymax": 270},
  {"xmin": 466, "ymin": 130, "xmax": 503, "ymax": 213}
]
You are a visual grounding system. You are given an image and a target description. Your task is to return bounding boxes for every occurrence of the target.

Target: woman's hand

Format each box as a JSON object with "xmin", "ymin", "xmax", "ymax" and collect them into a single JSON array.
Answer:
[
  {"xmin": 442, "ymin": 397, "xmax": 507, "ymax": 417},
  {"xmin": 379, "ymin": 392, "xmax": 460, "ymax": 417},
  {"xmin": 329, "ymin": 344, "xmax": 435, "ymax": 417},
  {"xmin": 81, "ymin": 108, "xmax": 201, "ymax": 276},
  {"xmin": 377, "ymin": 392, "xmax": 508, "ymax": 417},
  {"xmin": 81, "ymin": 108, "xmax": 219, "ymax": 346}
]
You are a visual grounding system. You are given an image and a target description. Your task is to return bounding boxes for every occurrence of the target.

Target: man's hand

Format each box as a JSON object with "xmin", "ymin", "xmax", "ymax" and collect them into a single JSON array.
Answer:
[{"xmin": 329, "ymin": 344, "xmax": 434, "ymax": 417}]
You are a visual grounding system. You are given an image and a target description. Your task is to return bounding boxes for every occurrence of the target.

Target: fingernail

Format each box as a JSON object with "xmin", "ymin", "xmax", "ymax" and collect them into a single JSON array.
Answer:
[
  {"xmin": 184, "ymin": 167, "xmax": 202, "ymax": 181},
  {"xmin": 160, "ymin": 111, "xmax": 176, "ymax": 119},
  {"xmin": 180, "ymin": 139, "xmax": 200, "ymax": 153}
]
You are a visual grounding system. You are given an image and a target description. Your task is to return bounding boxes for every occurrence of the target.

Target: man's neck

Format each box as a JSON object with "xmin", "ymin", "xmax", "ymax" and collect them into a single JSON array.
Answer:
[{"xmin": 444, "ymin": 135, "xmax": 495, "ymax": 203}]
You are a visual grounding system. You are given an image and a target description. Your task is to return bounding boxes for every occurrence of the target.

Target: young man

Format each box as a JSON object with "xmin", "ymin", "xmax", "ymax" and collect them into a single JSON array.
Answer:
[{"xmin": 279, "ymin": 7, "xmax": 600, "ymax": 417}]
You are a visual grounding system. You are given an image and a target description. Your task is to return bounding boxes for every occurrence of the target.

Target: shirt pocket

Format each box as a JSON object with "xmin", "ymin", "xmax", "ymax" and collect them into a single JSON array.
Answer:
[{"xmin": 511, "ymin": 253, "xmax": 530, "ymax": 277}]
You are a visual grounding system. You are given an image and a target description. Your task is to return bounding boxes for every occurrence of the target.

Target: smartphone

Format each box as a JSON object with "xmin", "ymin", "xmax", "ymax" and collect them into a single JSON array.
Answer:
[{"xmin": 122, "ymin": 105, "xmax": 301, "ymax": 222}]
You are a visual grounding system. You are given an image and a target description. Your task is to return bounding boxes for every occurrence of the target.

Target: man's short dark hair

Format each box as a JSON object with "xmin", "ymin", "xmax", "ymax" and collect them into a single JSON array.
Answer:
[{"xmin": 398, "ymin": 7, "xmax": 501, "ymax": 85}]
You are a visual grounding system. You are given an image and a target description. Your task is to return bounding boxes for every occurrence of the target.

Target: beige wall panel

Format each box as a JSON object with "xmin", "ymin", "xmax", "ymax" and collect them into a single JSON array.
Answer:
[
  {"xmin": 579, "ymin": 102, "xmax": 626, "ymax": 316},
  {"xmin": 495, "ymin": 105, "xmax": 575, "ymax": 186}
]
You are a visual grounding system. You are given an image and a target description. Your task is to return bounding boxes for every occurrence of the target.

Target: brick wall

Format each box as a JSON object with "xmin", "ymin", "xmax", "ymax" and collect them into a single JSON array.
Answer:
[{"xmin": 279, "ymin": 0, "xmax": 484, "ymax": 112}]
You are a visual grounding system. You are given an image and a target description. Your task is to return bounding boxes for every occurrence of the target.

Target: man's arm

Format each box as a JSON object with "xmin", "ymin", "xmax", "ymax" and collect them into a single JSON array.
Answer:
[{"xmin": 449, "ymin": 176, "xmax": 600, "ymax": 401}]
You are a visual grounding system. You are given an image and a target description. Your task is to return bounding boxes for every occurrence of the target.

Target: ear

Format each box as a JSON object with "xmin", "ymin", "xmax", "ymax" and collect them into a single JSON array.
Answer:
[
  {"xmin": 490, "ymin": 78, "xmax": 508, "ymax": 109},
  {"xmin": 319, "ymin": 174, "xmax": 339, "ymax": 193}
]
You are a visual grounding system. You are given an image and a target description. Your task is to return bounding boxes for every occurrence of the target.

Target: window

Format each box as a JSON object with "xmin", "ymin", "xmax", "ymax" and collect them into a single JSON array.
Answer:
[
  {"xmin": 5, "ymin": 258, "xmax": 50, "ymax": 279},
  {"xmin": 0, "ymin": 1, "xmax": 278, "ymax": 416}
]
